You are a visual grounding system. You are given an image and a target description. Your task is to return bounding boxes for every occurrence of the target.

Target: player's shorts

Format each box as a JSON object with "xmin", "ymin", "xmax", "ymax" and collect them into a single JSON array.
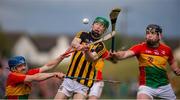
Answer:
[
  {"xmin": 57, "ymin": 78, "xmax": 89, "ymax": 97},
  {"xmin": 137, "ymin": 84, "xmax": 176, "ymax": 100},
  {"xmin": 88, "ymin": 81, "xmax": 104, "ymax": 98}
]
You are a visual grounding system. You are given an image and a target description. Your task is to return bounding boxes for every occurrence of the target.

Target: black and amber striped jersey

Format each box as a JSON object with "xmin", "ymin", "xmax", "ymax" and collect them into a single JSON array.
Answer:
[{"xmin": 67, "ymin": 31, "xmax": 107, "ymax": 87}]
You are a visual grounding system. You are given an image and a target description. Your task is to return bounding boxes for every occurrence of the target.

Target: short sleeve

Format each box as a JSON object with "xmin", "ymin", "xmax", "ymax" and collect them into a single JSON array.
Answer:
[
  {"xmin": 8, "ymin": 73, "xmax": 26, "ymax": 85},
  {"xmin": 26, "ymin": 68, "xmax": 40, "ymax": 75},
  {"xmin": 129, "ymin": 44, "xmax": 142, "ymax": 55}
]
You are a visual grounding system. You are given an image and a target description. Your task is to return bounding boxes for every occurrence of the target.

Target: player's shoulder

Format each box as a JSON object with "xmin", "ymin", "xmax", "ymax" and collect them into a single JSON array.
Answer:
[
  {"xmin": 8, "ymin": 72, "xmax": 24, "ymax": 78},
  {"xmin": 159, "ymin": 42, "xmax": 172, "ymax": 50},
  {"xmin": 139, "ymin": 42, "xmax": 146, "ymax": 46},
  {"xmin": 76, "ymin": 31, "xmax": 89, "ymax": 37},
  {"xmin": 133, "ymin": 42, "xmax": 146, "ymax": 47},
  {"xmin": 12, "ymin": 72, "xmax": 24, "ymax": 76},
  {"xmin": 76, "ymin": 31, "xmax": 89, "ymax": 35}
]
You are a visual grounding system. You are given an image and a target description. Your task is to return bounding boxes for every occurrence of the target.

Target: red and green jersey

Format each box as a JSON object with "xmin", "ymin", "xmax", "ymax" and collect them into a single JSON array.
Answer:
[
  {"xmin": 130, "ymin": 42, "xmax": 174, "ymax": 88},
  {"xmin": 5, "ymin": 68, "xmax": 40, "ymax": 99}
]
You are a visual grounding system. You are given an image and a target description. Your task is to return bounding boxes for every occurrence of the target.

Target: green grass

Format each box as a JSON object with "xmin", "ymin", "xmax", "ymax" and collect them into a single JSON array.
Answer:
[
  {"xmin": 52, "ymin": 57, "xmax": 180, "ymax": 99},
  {"xmin": 103, "ymin": 57, "xmax": 139, "ymax": 81}
]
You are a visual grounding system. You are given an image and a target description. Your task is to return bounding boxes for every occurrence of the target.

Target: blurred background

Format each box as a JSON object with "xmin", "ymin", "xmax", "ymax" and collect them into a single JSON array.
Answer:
[{"xmin": 0, "ymin": 0, "xmax": 180, "ymax": 99}]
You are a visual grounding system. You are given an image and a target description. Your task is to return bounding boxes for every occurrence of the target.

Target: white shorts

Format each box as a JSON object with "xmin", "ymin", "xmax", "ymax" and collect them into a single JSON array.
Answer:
[
  {"xmin": 57, "ymin": 78, "xmax": 89, "ymax": 97},
  {"xmin": 137, "ymin": 84, "xmax": 176, "ymax": 100},
  {"xmin": 88, "ymin": 81, "xmax": 104, "ymax": 98}
]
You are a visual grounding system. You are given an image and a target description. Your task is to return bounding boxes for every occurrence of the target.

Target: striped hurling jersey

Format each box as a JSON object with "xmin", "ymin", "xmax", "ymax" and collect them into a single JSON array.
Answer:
[{"xmin": 67, "ymin": 31, "xmax": 106, "ymax": 87}]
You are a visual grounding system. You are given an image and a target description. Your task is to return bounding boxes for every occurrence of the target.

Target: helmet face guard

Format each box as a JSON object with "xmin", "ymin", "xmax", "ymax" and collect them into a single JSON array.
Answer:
[
  {"xmin": 91, "ymin": 17, "xmax": 109, "ymax": 39},
  {"xmin": 146, "ymin": 24, "xmax": 162, "ymax": 47},
  {"xmin": 146, "ymin": 24, "xmax": 162, "ymax": 35},
  {"xmin": 8, "ymin": 56, "xmax": 26, "ymax": 70}
]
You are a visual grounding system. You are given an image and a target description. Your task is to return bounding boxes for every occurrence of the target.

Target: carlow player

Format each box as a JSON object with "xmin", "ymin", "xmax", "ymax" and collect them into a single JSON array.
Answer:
[
  {"xmin": 110, "ymin": 24, "xmax": 180, "ymax": 99},
  {"xmin": 5, "ymin": 54, "xmax": 68, "ymax": 99}
]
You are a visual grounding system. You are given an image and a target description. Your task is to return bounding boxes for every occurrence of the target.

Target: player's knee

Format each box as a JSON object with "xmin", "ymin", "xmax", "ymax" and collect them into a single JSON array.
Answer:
[
  {"xmin": 54, "ymin": 92, "xmax": 67, "ymax": 99},
  {"xmin": 88, "ymin": 95, "xmax": 99, "ymax": 100},
  {"xmin": 137, "ymin": 93, "xmax": 152, "ymax": 100},
  {"xmin": 73, "ymin": 93, "xmax": 87, "ymax": 99}
]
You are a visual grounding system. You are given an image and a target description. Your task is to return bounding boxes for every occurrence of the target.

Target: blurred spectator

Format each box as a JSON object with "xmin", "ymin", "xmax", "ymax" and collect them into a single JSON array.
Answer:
[
  {"xmin": 0, "ymin": 62, "xmax": 5, "ymax": 98},
  {"xmin": 0, "ymin": 62, "xmax": 3, "ymax": 75}
]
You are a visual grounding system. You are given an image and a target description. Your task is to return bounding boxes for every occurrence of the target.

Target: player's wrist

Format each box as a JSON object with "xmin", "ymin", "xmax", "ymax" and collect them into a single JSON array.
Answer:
[
  {"xmin": 174, "ymin": 68, "xmax": 180, "ymax": 76},
  {"xmin": 58, "ymin": 55, "xmax": 64, "ymax": 61}
]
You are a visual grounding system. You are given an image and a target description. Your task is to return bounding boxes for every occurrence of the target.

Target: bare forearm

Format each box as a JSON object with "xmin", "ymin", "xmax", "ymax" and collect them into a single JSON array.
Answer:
[
  {"xmin": 115, "ymin": 50, "xmax": 134, "ymax": 60},
  {"xmin": 25, "ymin": 73, "xmax": 56, "ymax": 82},
  {"xmin": 45, "ymin": 57, "xmax": 63, "ymax": 68},
  {"xmin": 34, "ymin": 73, "xmax": 56, "ymax": 81},
  {"xmin": 115, "ymin": 51, "xmax": 126, "ymax": 60},
  {"xmin": 40, "ymin": 56, "xmax": 63, "ymax": 72},
  {"xmin": 170, "ymin": 61, "xmax": 180, "ymax": 76}
]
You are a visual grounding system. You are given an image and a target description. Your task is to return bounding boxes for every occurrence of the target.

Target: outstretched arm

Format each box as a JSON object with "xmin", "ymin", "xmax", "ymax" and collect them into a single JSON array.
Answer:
[
  {"xmin": 39, "ymin": 54, "xmax": 69, "ymax": 72},
  {"xmin": 110, "ymin": 50, "xmax": 135, "ymax": 60},
  {"xmin": 24, "ymin": 72, "xmax": 65, "ymax": 82}
]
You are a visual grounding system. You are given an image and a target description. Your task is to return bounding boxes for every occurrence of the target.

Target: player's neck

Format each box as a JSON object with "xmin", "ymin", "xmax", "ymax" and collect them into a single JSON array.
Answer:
[{"xmin": 147, "ymin": 42, "xmax": 160, "ymax": 48}]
